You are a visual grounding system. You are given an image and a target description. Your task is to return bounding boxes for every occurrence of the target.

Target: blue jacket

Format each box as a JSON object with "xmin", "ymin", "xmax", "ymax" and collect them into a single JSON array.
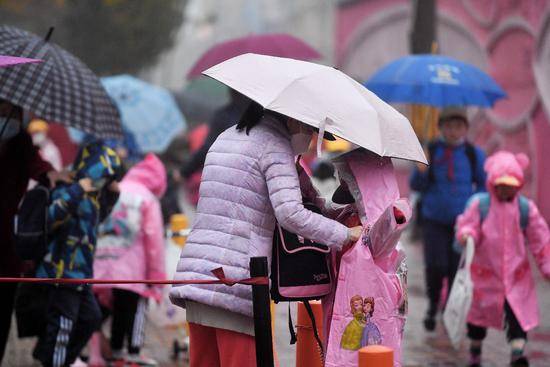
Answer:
[
  {"xmin": 36, "ymin": 183, "xmax": 100, "ymax": 279},
  {"xmin": 410, "ymin": 140, "xmax": 486, "ymax": 225},
  {"xmin": 36, "ymin": 141, "xmax": 122, "ymax": 279}
]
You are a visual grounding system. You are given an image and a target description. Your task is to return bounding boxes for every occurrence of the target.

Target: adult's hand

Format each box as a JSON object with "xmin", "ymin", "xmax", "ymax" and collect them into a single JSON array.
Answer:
[{"xmin": 348, "ymin": 226, "xmax": 363, "ymax": 243}]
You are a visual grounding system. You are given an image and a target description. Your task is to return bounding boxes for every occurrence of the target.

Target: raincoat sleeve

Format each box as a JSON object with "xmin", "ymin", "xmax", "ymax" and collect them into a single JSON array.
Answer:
[
  {"xmin": 473, "ymin": 148, "xmax": 487, "ymax": 193},
  {"xmin": 47, "ymin": 183, "xmax": 85, "ymax": 230},
  {"xmin": 455, "ymin": 197, "xmax": 482, "ymax": 245},
  {"xmin": 525, "ymin": 201, "xmax": 550, "ymax": 278},
  {"xmin": 260, "ymin": 144, "xmax": 349, "ymax": 249},
  {"xmin": 142, "ymin": 198, "xmax": 166, "ymax": 297}
]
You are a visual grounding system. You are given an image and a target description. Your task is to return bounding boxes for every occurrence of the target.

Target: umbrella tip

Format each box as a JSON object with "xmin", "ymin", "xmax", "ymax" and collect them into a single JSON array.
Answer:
[{"xmin": 44, "ymin": 27, "xmax": 55, "ymax": 42}]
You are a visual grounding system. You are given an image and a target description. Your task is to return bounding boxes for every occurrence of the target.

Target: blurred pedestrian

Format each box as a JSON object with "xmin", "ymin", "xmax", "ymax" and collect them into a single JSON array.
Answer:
[
  {"xmin": 456, "ymin": 151, "xmax": 550, "ymax": 367},
  {"xmin": 409, "ymin": 106, "xmax": 486, "ymax": 331},
  {"xmin": 0, "ymin": 99, "xmax": 69, "ymax": 365},
  {"xmin": 33, "ymin": 141, "xmax": 123, "ymax": 367},
  {"xmin": 91, "ymin": 153, "xmax": 167, "ymax": 367},
  {"xmin": 179, "ymin": 89, "xmax": 248, "ymax": 179},
  {"xmin": 170, "ymin": 102, "xmax": 362, "ymax": 367},
  {"xmin": 28, "ymin": 118, "xmax": 63, "ymax": 171}
]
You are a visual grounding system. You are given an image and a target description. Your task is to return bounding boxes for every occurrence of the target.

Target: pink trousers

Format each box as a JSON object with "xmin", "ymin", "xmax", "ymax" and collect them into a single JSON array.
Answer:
[{"xmin": 188, "ymin": 323, "xmax": 256, "ymax": 367}]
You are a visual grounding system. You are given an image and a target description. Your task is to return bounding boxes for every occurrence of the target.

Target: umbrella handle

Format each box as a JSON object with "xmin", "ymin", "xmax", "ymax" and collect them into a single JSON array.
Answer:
[{"xmin": 44, "ymin": 27, "xmax": 55, "ymax": 42}]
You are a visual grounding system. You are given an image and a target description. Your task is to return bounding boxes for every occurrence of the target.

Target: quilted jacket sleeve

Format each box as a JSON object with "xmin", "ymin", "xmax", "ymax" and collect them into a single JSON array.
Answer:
[{"xmin": 260, "ymin": 141, "xmax": 349, "ymax": 249}]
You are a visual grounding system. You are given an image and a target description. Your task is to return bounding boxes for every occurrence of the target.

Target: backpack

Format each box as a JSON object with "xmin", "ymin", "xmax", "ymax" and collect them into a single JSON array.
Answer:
[
  {"xmin": 13, "ymin": 184, "xmax": 50, "ymax": 261},
  {"xmin": 475, "ymin": 192, "xmax": 529, "ymax": 230},
  {"xmin": 270, "ymin": 202, "xmax": 332, "ymax": 359}
]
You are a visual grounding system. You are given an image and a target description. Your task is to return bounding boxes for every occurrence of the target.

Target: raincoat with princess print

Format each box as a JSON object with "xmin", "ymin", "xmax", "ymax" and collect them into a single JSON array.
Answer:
[
  {"xmin": 455, "ymin": 151, "xmax": 550, "ymax": 331},
  {"xmin": 322, "ymin": 149, "xmax": 411, "ymax": 367}
]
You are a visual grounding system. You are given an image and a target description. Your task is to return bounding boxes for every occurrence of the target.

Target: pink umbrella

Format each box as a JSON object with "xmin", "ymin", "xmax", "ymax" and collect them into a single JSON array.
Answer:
[
  {"xmin": 186, "ymin": 33, "xmax": 321, "ymax": 79},
  {"xmin": 0, "ymin": 55, "xmax": 42, "ymax": 68}
]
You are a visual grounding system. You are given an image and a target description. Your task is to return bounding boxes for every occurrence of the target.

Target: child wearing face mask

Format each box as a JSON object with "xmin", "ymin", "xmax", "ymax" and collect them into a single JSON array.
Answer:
[
  {"xmin": 410, "ymin": 106, "xmax": 487, "ymax": 332},
  {"xmin": 456, "ymin": 151, "xmax": 550, "ymax": 367}
]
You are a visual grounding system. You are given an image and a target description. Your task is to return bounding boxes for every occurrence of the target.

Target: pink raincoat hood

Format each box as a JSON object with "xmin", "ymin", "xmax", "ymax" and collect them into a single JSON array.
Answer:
[
  {"xmin": 123, "ymin": 153, "xmax": 167, "ymax": 198},
  {"xmin": 484, "ymin": 150, "xmax": 529, "ymax": 192}
]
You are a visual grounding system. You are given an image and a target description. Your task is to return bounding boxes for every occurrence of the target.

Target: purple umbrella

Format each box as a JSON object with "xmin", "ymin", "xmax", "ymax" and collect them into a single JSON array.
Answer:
[
  {"xmin": 186, "ymin": 33, "xmax": 321, "ymax": 79},
  {"xmin": 0, "ymin": 54, "xmax": 42, "ymax": 68}
]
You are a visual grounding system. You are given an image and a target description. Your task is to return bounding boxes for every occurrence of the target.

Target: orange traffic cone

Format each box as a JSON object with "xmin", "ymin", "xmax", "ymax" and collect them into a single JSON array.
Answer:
[
  {"xmin": 296, "ymin": 301, "xmax": 323, "ymax": 367},
  {"xmin": 358, "ymin": 345, "xmax": 393, "ymax": 367}
]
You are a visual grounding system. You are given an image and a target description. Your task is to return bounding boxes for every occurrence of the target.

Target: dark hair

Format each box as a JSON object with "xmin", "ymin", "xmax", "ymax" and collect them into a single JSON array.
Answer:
[
  {"xmin": 236, "ymin": 101, "xmax": 291, "ymax": 135},
  {"xmin": 236, "ymin": 101, "xmax": 264, "ymax": 134}
]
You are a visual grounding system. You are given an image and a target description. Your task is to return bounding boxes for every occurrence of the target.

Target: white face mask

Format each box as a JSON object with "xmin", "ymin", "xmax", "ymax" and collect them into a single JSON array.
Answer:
[
  {"xmin": 290, "ymin": 132, "xmax": 312, "ymax": 155},
  {"xmin": 32, "ymin": 132, "xmax": 47, "ymax": 146},
  {"xmin": 0, "ymin": 118, "xmax": 21, "ymax": 142}
]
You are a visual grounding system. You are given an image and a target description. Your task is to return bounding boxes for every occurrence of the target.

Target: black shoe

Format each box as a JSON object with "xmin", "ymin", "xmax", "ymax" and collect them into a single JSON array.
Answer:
[
  {"xmin": 510, "ymin": 356, "xmax": 529, "ymax": 367},
  {"xmin": 423, "ymin": 316, "xmax": 436, "ymax": 331},
  {"xmin": 468, "ymin": 363, "xmax": 481, "ymax": 367}
]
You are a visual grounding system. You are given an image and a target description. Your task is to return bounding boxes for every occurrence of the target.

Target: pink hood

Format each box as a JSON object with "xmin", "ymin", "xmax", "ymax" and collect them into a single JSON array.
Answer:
[
  {"xmin": 123, "ymin": 153, "xmax": 167, "ymax": 198},
  {"xmin": 484, "ymin": 150, "xmax": 529, "ymax": 193}
]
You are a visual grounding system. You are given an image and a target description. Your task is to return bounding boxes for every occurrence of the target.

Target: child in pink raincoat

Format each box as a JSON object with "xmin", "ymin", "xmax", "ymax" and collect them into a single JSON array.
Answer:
[
  {"xmin": 456, "ymin": 151, "xmax": 550, "ymax": 367},
  {"xmin": 321, "ymin": 149, "xmax": 411, "ymax": 367},
  {"xmin": 91, "ymin": 153, "xmax": 167, "ymax": 366}
]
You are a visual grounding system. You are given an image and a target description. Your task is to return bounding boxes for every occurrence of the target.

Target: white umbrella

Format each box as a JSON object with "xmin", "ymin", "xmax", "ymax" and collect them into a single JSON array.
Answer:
[{"xmin": 203, "ymin": 53, "xmax": 427, "ymax": 164}]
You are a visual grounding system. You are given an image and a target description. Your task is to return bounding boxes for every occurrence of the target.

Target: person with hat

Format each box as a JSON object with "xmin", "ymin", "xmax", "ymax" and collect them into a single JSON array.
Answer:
[
  {"xmin": 410, "ymin": 106, "xmax": 486, "ymax": 331},
  {"xmin": 456, "ymin": 151, "xmax": 550, "ymax": 367},
  {"xmin": 27, "ymin": 118, "xmax": 63, "ymax": 171},
  {"xmin": 33, "ymin": 140, "xmax": 123, "ymax": 367}
]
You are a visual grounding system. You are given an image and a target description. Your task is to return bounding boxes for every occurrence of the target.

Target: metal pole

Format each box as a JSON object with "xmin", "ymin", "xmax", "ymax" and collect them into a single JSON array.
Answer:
[{"xmin": 250, "ymin": 256, "xmax": 274, "ymax": 367}]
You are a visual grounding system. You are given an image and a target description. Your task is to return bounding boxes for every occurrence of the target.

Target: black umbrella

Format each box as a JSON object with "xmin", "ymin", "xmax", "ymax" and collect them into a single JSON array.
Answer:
[{"xmin": 0, "ymin": 26, "xmax": 123, "ymax": 139}]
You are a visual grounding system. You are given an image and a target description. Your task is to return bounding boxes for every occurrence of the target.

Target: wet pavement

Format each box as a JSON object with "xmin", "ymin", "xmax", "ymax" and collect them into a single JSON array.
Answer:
[{"xmin": 5, "ymin": 231, "xmax": 550, "ymax": 366}]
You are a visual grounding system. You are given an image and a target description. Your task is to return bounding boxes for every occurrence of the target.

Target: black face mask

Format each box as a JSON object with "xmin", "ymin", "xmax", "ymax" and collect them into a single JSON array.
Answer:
[{"xmin": 98, "ymin": 187, "xmax": 120, "ymax": 223}]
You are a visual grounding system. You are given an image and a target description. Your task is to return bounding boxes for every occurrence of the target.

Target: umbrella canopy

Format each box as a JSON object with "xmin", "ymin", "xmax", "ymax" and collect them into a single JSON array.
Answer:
[
  {"xmin": 364, "ymin": 54, "xmax": 507, "ymax": 108},
  {"xmin": 0, "ymin": 54, "xmax": 42, "ymax": 68},
  {"xmin": 101, "ymin": 75, "xmax": 186, "ymax": 153},
  {"xmin": 187, "ymin": 33, "xmax": 321, "ymax": 79},
  {"xmin": 0, "ymin": 26, "xmax": 122, "ymax": 139},
  {"xmin": 204, "ymin": 53, "xmax": 427, "ymax": 164}
]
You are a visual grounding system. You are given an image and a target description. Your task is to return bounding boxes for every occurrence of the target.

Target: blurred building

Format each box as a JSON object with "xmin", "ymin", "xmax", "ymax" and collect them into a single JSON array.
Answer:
[{"xmin": 335, "ymin": 0, "xmax": 550, "ymax": 220}]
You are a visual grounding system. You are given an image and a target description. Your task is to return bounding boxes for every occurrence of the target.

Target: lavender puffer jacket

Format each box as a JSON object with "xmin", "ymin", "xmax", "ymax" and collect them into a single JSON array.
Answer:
[{"xmin": 170, "ymin": 116, "xmax": 349, "ymax": 317}]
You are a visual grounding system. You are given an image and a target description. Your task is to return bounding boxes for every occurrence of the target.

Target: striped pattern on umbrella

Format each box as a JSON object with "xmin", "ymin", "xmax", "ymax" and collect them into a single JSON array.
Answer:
[{"xmin": 0, "ymin": 26, "xmax": 122, "ymax": 139}]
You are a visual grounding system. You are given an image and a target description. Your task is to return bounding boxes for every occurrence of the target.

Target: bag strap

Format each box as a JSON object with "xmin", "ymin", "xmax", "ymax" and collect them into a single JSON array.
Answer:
[
  {"xmin": 464, "ymin": 142, "xmax": 477, "ymax": 183},
  {"xmin": 303, "ymin": 300, "xmax": 325, "ymax": 362},
  {"xmin": 477, "ymin": 192, "xmax": 490, "ymax": 223},
  {"xmin": 518, "ymin": 195, "xmax": 530, "ymax": 231},
  {"xmin": 288, "ymin": 303, "xmax": 297, "ymax": 345}
]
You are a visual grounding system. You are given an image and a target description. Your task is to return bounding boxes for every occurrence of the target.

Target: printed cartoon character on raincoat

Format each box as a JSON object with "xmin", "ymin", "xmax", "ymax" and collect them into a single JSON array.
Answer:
[
  {"xmin": 321, "ymin": 148, "xmax": 411, "ymax": 367},
  {"xmin": 455, "ymin": 151, "xmax": 550, "ymax": 335}
]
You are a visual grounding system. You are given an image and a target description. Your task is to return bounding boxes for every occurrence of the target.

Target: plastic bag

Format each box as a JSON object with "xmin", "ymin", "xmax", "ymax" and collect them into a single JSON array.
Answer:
[{"xmin": 443, "ymin": 237, "xmax": 475, "ymax": 349}]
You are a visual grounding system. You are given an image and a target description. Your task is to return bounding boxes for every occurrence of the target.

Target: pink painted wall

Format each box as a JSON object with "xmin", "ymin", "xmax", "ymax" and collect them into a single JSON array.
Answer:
[{"xmin": 336, "ymin": 0, "xmax": 550, "ymax": 221}]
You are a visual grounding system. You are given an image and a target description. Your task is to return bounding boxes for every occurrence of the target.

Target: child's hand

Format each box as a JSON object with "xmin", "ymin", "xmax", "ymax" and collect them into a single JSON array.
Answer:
[
  {"xmin": 459, "ymin": 233, "xmax": 471, "ymax": 246},
  {"xmin": 79, "ymin": 178, "xmax": 96, "ymax": 193}
]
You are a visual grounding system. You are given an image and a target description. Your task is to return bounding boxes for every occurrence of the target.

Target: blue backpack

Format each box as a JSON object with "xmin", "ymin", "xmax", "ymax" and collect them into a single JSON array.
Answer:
[{"xmin": 470, "ymin": 192, "xmax": 529, "ymax": 230}]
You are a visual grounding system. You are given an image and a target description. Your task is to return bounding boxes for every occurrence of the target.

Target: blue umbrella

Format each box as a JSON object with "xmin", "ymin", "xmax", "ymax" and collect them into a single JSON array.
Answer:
[
  {"xmin": 365, "ymin": 54, "xmax": 507, "ymax": 107},
  {"xmin": 101, "ymin": 75, "xmax": 186, "ymax": 153}
]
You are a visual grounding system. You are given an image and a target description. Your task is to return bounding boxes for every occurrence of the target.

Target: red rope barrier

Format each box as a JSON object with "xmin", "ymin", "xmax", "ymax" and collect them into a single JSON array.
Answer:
[{"xmin": 0, "ymin": 267, "xmax": 268, "ymax": 286}]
